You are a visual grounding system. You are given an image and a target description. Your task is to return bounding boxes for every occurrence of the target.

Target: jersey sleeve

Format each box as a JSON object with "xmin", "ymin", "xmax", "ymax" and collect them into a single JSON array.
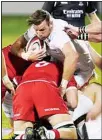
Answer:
[
  {"xmin": 85, "ymin": 2, "xmax": 97, "ymax": 14},
  {"xmin": 42, "ymin": 2, "xmax": 55, "ymax": 13},
  {"xmin": 53, "ymin": 31, "xmax": 72, "ymax": 50},
  {"xmin": 24, "ymin": 26, "xmax": 36, "ymax": 41}
]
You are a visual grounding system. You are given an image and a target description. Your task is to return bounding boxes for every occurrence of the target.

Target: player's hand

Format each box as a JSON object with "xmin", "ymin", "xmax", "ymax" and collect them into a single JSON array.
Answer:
[
  {"xmin": 28, "ymin": 49, "xmax": 47, "ymax": 62},
  {"xmin": 2, "ymin": 76, "xmax": 15, "ymax": 95},
  {"xmin": 60, "ymin": 79, "xmax": 68, "ymax": 97},
  {"xmin": 59, "ymin": 86, "xmax": 66, "ymax": 98},
  {"xmin": 64, "ymin": 25, "xmax": 79, "ymax": 39}
]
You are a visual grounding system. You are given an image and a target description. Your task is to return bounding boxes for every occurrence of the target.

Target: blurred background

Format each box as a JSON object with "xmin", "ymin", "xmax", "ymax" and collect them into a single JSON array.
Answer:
[
  {"xmin": 2, "ymin": 1, "xmax": 101, "ymax": 15},
  {"xmin": 1, "ymin": 1, "xmax": 102, "ymax": 129},
  {"xmin": 2, "ymin": 1, "xmax": 102, "ymax": 47}
]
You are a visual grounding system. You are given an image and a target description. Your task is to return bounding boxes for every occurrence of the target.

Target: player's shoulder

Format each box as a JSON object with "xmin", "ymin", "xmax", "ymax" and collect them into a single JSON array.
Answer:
[
  {"xmin": 50, "ymin": 29, "xmax": 70, "ymax": 44},
  {"xmin": 51, "ymin": 18, "xmax": 68, "ymax": 36},
  {"xmin": 52, "ymin": 17, "xmax": 68, "ymax": 29}
]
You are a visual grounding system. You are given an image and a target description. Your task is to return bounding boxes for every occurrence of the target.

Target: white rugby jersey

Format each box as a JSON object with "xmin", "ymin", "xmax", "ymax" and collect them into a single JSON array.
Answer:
[
  {"xmin": 24, "ymin": 17, "xmax": 71, "ymax": 50},
  {"xmin": 72, "ymin": 40, "xmax": 95, "ymax": 87},
  {"xmin": 24, "ymin": 17, "xmax": 95, "ymax": 84},
  {"xmin": 24, "ymin": 18, "xmax": 72, "ymax": 61}
]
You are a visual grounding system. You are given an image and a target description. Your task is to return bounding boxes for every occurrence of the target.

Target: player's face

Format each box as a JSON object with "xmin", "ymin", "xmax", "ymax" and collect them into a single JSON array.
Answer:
[{"xmin": 33, "ymin": 20, "xmax": 52, "ymax": 40}]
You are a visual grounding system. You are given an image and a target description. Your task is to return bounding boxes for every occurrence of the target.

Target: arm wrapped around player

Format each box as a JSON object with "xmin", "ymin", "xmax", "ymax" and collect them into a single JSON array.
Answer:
[
  {"xmin": 65, "ymin": 25, "xmax": 89, "ymax": 41},
  {"xmin": 2, "ymin": 75, "xmax": 15, "ymax": 94},
  {"xmin": 60, "ymin": 76, "xmax": 78, "ymax": 98},
  {"xmin": 2, "ymin": 52, "xmax": 15, "ymax": 94},
  {"xmin": 20, "ymin": 36, "xmax": 47, "ymax": 61}
]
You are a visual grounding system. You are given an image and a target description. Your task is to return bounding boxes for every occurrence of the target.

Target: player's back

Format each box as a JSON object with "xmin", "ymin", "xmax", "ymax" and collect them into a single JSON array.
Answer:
[
  {"xmin": 2, "ymin": 45, "xmax": 31, "ymax": 79},
  {"xmin": 21, "ymin": 61, "xmax": 61, "ymax": 86}
]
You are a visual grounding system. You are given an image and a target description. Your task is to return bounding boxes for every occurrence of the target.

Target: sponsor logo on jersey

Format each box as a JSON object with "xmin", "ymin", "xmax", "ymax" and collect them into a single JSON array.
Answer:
[
  {"xmin": 63, "ymin": 9, "xmax": 83, "ymax": 18},
  {"xmin": 44, "ymin": 108, "xmax": 60, "ymax": 111}
]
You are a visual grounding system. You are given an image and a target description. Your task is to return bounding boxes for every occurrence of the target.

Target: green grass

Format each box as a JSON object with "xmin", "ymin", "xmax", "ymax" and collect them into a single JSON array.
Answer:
[
  {"xmin": 2, "ymin": 15, "xmax": 102, "ymax": 129},
  {"xmin": 2, "ymin": 16, "xmax": 28, "ymax": 47}
]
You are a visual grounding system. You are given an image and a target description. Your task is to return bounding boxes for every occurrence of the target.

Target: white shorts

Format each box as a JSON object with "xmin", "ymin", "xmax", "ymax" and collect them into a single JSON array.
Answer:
[
  {"xmin": 2, "ymin": 91, "xmax": 13, "ymax": 118},
  {"xmin": 85, "ymin": 114, "xmax": 102, "ymax": 139}
]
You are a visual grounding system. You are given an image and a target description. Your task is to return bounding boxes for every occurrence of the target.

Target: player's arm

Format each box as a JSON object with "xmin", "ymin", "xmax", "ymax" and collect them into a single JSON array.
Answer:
[
  {"xmin": 2, "ymin": 52, "xmax": 15, "ymax": 93},
  {"xmin": 85, "ymin": 2, "xmax": 100, "ymax": 24},
  {"xmin": 11, "ymin": 31, "xmax": 45, "ymax": 61},
  {"xmin": 11, "ymin": 35, "xmax": 32, "ymax": 61},
  {"xmin": 54, "ymin": 32, "xmax": 78, "ymax": 93},
  {"xmin": 66, "ymin": 21, "xmax": 102, "ymax": 35},
  {"xmin": 62, "ymin": 42, "xmax": 79, "ymax": 81},
  {"xmin": 87, "ymin": 12, "xmax": 100, "ymax": 24},
  {"xmin": 60, "ymin": 42, "xmax": 79, "ymax": 96},
  {"xmin": 88, "ymin": 33, "xmax": 102, "ymax": 43},
  {"xmin": 85, "ymin": 22, "xmax": 102, "ymax": 34},
  {"xmin": 88, "ymin": 45, "xmax": 102, "ymax": 69},
  {"xmin": 2, "ymin": 52, "xmax": 7, "ymax": 78},
  {"xmin": 42, "ymin": 2, "xmax": 55, "ymax": 13},
  {"xmin": 65, "ymin": 2, "xmax": 101, "ymax": 41},
  {"xmin": 65, "ymin": 23, "xmax": 102, "ymax": 42},
  {"xmin": 81, "ymin": 2, "xmax": 101, "ymax": 34},
  {"xmin": 11, "ymin": 35, "xmax": 27, "ymax": 57},
  {"xmin": 11, "ymin": 26, "xmax": 36, "ymax": 57}
]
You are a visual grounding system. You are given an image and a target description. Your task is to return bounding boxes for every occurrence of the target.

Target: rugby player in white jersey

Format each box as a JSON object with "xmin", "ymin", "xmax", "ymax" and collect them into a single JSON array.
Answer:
[
  {"xmin": 2, "ymin": 10, "xmax": 78, "ymax": 137},
  {"xmin": 11, "ymin": 10, "xmax": 79, "ymax": 108},
  {"xmin": 10, "ymin": 10, "xmax": 101, "ymax": 110}
]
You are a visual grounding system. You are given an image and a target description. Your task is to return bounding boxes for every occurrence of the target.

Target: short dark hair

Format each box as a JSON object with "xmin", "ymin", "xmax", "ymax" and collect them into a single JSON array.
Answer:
[{"xmin": 27, "ymin": 10, "xmax": 50, "ymax": 26}]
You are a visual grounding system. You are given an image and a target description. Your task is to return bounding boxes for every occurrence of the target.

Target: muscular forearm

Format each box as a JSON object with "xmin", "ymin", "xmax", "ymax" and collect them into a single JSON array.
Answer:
[
  {"xmin": 2, "ymin": 52, "xmax": 15, "ymax": 92},
  {"xmin": 11, "ymin": 35, "xmax": 27, "ymax": 57},
  {"xmin": 88, "ymin": 45, "xmax": 102, "ymax": 69},
  {"xmin": 2, "ymin": 52, "xmax": 7, "ymax": 77},
  {"xmin": 66, "ymin": 21, "xmax": 102, "ymax": 42},
  {"xmin": 88, "ymin": 33, "xmax": 102, "ymax": 43},
  {"xmin": 60, "ymin": 42, "xmax": 78, "ymax": 90},
  {"xmin": 60, "ymin": 55, "xmax": 78, "ymax": 97},
  {"xmin": 86, "ymin": 22, "xmax": 102, "ymax": 34},
  {"xmin": 62, "ymin": 55, "xmax": 78, "ymax": 80},
  {"xmin": 62, "ymin": 42, "xmax": 78, "ymax": 81}
]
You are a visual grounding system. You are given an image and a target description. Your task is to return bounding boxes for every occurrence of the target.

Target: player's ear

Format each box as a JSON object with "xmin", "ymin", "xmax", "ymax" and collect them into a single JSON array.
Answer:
[{"xmin": 49, "ymin": 21, "xmax": 53, "ymax": 28}]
